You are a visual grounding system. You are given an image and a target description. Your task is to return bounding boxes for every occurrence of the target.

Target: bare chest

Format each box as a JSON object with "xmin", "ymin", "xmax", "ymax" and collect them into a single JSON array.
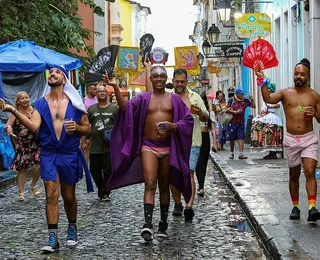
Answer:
[
  {"xmin": 47, "ymin": 98, "xmax": 69, "ymax": 119},
  {"xmin": 148, "ymin": 95, "xmax": 172, "ymax": 114},
  {"xmin": 283, "ymin": 93, "xmax": 315, "ymax": 110}
]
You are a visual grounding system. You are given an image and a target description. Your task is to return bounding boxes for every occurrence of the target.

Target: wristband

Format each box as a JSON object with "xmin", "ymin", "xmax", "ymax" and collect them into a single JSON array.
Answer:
[
  {"xmin": 12, "ymin": 108, "xmax": 17, "ymax": 114},
  {"xmin": 257, "ymin": 77, "xmax": 271, "ymax": 87}
]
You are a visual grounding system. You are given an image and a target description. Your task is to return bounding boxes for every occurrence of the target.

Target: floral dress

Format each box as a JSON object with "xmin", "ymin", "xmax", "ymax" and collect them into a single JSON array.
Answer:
[
  {"xmin": 11, "ymin": 107, "xmax": 40, "ymax": 171},
  {"xmin": 250, "ymin": 103, "xmax": 283, "ymax": 152}
]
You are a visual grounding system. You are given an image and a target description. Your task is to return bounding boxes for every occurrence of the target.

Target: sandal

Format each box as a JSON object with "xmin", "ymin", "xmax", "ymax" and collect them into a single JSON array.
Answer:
[
  {"xmin": 18, "ymin": 193, "xmax": 24, "ymax": 201},
  {"xmin": 31, "ymin": 185, "xmax": 41, "ymax": 197}
]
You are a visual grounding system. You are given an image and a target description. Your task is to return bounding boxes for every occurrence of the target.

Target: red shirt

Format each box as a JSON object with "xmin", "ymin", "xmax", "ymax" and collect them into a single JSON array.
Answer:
[{"xmin": 226, "ymin": 97, "xmax": 252, "ymax": 125}]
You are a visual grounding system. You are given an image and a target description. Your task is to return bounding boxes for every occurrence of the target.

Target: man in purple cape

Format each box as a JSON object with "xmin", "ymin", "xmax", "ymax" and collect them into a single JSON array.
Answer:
[{"xmin": 106, "ymin": 66, "xmax": 193, "ymax": 241}]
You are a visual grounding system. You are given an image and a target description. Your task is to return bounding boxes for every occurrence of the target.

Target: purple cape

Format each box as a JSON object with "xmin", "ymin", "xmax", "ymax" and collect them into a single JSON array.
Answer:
[{"xmin": 109, "ymin": 91, "xmax": 194, "ymax": 202}]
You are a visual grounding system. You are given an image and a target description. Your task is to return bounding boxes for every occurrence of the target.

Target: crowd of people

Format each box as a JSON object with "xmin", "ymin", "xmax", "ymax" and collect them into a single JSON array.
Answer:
[{"xmin": 1, "ymin": 57, "xmax": 320, "ymax": 253}]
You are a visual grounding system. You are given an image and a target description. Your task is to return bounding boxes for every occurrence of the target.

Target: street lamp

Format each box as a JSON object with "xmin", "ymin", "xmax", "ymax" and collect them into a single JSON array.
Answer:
[
  {"xmin": 202, "ymin": 40, "xmax": 212, "ymax": 57},
  {"xmin": 196, "ymin": 53, "xmax": 205, "ymax": 66},
  {"xmin": 207, "ymin": 24, "xmax": 220, "ymax": 42},
  {"xmin": 216, "ymin": 0, "xmax": 232, "ymax": 23}
]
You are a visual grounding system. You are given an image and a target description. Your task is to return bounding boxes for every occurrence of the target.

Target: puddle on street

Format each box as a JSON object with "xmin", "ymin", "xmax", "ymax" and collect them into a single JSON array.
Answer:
[{"xmin": 229, "ymin": 219, "xmax": 252, "ymax": 232}]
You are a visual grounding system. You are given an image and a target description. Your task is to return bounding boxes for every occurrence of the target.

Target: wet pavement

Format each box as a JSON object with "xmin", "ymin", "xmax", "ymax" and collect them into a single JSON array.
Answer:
[
  {"xmin": 0, "ymin": 162, "xmax": 269, "ymax": 259},
  {"xmin": 211, "ymin": 144, "xmax": 319, "ymax": 259}
]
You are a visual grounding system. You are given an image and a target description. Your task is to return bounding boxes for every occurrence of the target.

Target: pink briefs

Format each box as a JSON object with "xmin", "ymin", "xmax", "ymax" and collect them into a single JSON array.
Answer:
[
  {"xmin": 283, "ymin": 131, "xmax": 318, "ymax": 168},
  {"xmin": 141, "ymin": 139, "xmax": 170, "ymax": 159}
]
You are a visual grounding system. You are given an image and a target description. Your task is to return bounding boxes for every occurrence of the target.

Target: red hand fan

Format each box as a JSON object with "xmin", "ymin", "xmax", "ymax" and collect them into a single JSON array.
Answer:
[{"xmin": 242, "ymin": 39, "xmax": 279, "ymax": 71}]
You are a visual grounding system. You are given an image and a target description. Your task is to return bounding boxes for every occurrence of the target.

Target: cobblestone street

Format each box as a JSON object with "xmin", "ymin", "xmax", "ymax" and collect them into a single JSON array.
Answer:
[{"xmin": 0, "ymin": 161, "xmax": 268, "ymax": 259}]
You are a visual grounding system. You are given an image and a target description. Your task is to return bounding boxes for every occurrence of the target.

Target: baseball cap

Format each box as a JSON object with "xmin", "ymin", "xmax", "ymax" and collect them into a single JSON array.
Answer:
[{"xmin": 235, "ymin": 88, "xmax": 245, "ymax": 95}]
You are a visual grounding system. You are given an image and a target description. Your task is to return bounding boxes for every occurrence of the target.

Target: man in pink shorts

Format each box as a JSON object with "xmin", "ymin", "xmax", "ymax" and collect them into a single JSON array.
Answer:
[{"xmin": 256, "ymin": 58, "xmax": 320, "ymax": 222}]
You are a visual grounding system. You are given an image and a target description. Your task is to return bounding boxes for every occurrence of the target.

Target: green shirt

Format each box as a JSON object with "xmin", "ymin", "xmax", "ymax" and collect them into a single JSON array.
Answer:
[{"xmin": 87, "ymin": 103, "xmax": 118, "ymax": 154}]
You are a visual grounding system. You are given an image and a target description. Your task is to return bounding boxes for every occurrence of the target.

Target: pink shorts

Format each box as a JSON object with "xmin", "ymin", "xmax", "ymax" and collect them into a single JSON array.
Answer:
[{"xmin": 283, "ymin": 131, "xmax": 318, "ymax": 168}]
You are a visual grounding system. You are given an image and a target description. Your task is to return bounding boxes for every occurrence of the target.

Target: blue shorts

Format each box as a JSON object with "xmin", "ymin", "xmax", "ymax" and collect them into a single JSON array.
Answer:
[
  {"xmin": 227, "ymin": 123, "xmax": 245, "ymax": 141},
  {"xmin": 189, "ymin": 146, "xmax": 200, "ymax": 172}
]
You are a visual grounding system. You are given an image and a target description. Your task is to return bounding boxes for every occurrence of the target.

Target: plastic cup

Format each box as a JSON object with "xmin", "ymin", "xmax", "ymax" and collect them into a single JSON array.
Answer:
[
  {"xmin": 156, "ymin": 122, "xmax": 167, "ymax": 135},
  {"xmin": 63, "ymin": 118, "xmax": 73, "ymax": 130},
  {"xmin": 190, "ymin": 104, "xmax": 198, "ymax": 114}
]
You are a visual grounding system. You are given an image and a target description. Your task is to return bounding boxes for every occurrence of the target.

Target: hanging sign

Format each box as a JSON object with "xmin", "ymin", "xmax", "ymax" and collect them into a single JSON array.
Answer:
[
  {"xmin": 235, "ymin": 13, "xmax": 271, "ymax": 38},
  {"xmin": 149, "ymin": 47, "xmax": 169, "ymax": 64},
  {"xmin": 207, "ymin": 62, "xmax": 221, "ymax": 74},
  {"xmin": 221, "ymin": 45, "xmax": 243, "ymax": 58}
]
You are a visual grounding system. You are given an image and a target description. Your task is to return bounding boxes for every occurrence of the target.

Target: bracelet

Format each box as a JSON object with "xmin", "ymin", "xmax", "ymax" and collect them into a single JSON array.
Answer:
[
  {"xmin": 257, "ymin": 77, "xmax": 271, "ymax": 87},
  {"xmin": 12, "ymin": 108, "xmax": 17, "ymax": 114}
]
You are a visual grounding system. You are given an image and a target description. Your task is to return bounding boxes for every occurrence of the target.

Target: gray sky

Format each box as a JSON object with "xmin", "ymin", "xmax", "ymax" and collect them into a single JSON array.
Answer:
[{"xmin": 138, "ymin": 0, "xmax": 197, "ymax": 68}]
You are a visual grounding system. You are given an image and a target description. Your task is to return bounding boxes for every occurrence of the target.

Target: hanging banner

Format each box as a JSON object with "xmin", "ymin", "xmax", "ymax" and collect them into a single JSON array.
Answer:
[
  {"xmin": 187, "ymin": 75, "xmax": 197, "ymax": 87},
  {"xmin": 174, "ymin": 46, "xmax": 200, "ymax": 76},
  {"xmin": 235, "ymin": 13, "xmax": 271, "ymax": 38},
  {"xmin": 117, "ymin": 46, "xmax": 140, "ymax": 75},
  {"xmin": 207, "ymin": 62, "xmax": 222, "ymax": 74},
  {"xmin": 129, "ymin": 68, "xmax": 146, "ymax": 86}
]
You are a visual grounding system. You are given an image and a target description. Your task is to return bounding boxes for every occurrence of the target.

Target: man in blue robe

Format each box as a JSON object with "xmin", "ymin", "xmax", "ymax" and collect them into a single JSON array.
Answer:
[
  {"xmin": 0, "ymin": 66, "xmax": 93, "ymax": 253},
  {"xmin": 106, "ymin": 66, "xmax": 194, "ymax": 241}
]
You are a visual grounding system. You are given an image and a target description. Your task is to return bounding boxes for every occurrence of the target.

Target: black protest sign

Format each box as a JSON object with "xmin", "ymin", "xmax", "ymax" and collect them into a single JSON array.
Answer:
[
  {"xmin": 85, "ymin": 45, "xmax": 119, "ymax": 84},
  {"xmin": 140, "ymin": 34, "xmax": 155, "ymax": 64}
]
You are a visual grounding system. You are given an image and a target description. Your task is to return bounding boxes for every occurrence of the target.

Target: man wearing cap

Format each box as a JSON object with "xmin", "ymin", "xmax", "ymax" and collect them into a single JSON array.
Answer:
[
  {"xmin": 0, "ymin": 66, "xmax": 93, "ymax": 253},
  {"xmin": 106, "ymin": 66, "xmax": 194, "ymax": 241},
  {"xmin": 226, "ymin": 88, "xmax": 255, "ymax": 159}
]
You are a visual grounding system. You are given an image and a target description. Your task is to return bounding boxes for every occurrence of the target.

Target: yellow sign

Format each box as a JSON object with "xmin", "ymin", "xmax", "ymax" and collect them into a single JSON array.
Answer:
[
  {"xmin": 207, "ymin": 62, "xmax": 221, "ymax": 74},
  {"xmin": 174, "ymin": 46, "xmax": 200, "ymax": 76},
  {"xmin": 235, "ymin": 13, "xmax": 271, "ymax": 38}
]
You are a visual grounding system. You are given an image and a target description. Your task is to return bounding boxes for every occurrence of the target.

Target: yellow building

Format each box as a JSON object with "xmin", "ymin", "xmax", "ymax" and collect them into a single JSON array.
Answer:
[{"xmin": 120, "ymin": 0, "xmax": 151, "ymax": 47}]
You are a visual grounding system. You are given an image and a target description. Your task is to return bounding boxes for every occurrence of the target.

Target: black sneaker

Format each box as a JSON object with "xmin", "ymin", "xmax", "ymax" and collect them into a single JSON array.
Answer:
[
  {"xmin": 307, "ymin": 207, "xmax": 320, "ymax": 222},
  {"xmin": 184, "ymin": 206, "xmax": 195, "ymax": 222},
  {"xmin": 289, "ymin": 206, "xmax": 300, "ymax": 220},
  {"xmin": 41, "ymin": 232, "xmax": 60, "ymax": 253},
  {"xmin": 157, "ymin": 221, "xmax": 168, "ymax": 238},
  {"xmin": 140, "ymin": 223, "xmax": 153, "ymax": 241},
  {"xmin": 172, "ymin": 203, "xmax": 183, "ymax": 216}
]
